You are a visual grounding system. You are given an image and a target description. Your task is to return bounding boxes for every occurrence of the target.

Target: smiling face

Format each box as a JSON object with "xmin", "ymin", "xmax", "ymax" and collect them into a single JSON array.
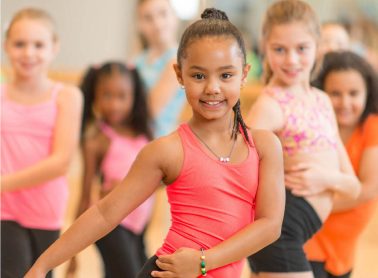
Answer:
[
  {"xmin": 5, "ymin": 18, "xmax": 58, "ymax": 79},
  {"xmin": 324, "ymin": 69, "xmax": 367, "ymax": 129},
  {"xmin": 174, "ymin": 36, "xmax": 249, "ymax": 122},
  {"xmin": 94, "ymin": 73, "xmax": 134, "ymax": 126},
  {"xmin": 265, "ymin": 22, "xmax": 317, "ymax": 87},
  {"xmin": 137, "ymin": 0, "xmax": 177, "ymax": 48}
]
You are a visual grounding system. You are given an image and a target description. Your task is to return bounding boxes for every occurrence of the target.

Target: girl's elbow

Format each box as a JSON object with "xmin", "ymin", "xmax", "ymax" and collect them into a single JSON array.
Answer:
[
  {"xmin": 53, "ymin": 157, "xmax": 72, "ymax": 176},
  {"xmin": 265, "ymin": 218, "xmax": 282, "ymax": 245},
  {"xmin": 270, "ymin": 221, "xmax": 282, "ymax": 243},
  {"xmin": 351, "ymin": 179, "xmax": 361, "ymax": 199}
]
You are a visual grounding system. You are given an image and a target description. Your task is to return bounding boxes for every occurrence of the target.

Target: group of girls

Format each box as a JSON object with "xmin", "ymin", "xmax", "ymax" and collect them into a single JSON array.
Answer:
[{"xmin": 2, "ymin": 0, "xmax": 377, "ymax": 278}]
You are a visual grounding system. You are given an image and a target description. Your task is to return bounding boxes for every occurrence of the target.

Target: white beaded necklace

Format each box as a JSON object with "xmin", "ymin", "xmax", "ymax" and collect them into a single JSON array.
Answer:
[{"xmin": 190, "ymin": 127, "xmax": 237, "ymax": 163}]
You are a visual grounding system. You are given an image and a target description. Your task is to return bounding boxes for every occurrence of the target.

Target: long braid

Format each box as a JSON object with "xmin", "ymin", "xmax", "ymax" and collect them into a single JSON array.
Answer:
[{"xmin": 232, "ymin": 99, "xmax": 251, "ymax": 145}]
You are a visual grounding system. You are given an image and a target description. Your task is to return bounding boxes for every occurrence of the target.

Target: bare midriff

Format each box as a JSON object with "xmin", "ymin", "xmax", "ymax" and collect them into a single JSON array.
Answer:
[{"xmin": 284, "ymin": 150, "xmax": 340, "ymax": 222}]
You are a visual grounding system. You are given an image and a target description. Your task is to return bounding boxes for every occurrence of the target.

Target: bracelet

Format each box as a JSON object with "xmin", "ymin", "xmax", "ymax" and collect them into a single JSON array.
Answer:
[{"xmin": 200, "ymin": 248, "xmax": 207, "ymax": 276}]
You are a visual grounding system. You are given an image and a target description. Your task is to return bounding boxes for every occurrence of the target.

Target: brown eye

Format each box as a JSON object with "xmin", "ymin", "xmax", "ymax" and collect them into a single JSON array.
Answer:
[
  {"xmin": 14, "ymin": 41, "xmax": 25, "ymax": 48},
  {"xmin": 35, "ymin": 42, "xmax": 44, "ymax": 49},
  {"xmin": 192, "ymin": 73, "xmax": 205, "ymax": 80},
  {"xmin": 221, "ymin": 73, "xmax": 232, "ymax": 79}
]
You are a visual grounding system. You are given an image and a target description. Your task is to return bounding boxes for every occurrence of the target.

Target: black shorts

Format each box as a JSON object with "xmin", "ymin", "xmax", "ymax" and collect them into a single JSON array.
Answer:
[
  {"xmin": 136, "ymin": 255, "xmax": 162, "ymax": 278},
  {"xmin": 248, "ymin": 190, "xmax": 322, "ymax": 273}
]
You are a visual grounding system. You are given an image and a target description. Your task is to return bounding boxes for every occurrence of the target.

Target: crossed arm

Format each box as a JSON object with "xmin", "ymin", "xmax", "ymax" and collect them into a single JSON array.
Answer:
[{"xmin": 1, "ymin": 85, "xmax": 82, "ymax": 192}]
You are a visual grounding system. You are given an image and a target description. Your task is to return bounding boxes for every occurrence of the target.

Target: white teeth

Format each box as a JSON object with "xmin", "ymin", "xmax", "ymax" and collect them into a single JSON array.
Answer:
[{"xmin": 205, "ymin": 101, "xmax": 221, "ymax": 105}]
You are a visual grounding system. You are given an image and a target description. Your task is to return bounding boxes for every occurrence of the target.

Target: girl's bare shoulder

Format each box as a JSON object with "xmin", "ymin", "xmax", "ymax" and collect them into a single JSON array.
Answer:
[
  {"xmin": 138, "ymin": 131, "xmax": 183, "ymax": 180},
  {"xmin": 141, "ymin": 131, "xmax": 182, "ymax": 159},
  {"xmin": 56, "ymin": 83, "xmax": 83, "ymax": 106},
  {"xmin": 250, "ymin": 128, "xmax": 282, "ymax": 159}
]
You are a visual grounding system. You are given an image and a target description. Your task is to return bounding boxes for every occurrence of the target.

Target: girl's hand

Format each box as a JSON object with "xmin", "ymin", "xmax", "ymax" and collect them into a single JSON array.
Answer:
[
  {"xmin": 285, "ymin": 162, "xmax": 330, "ymax": 196},
  {"xmin": 152, "ymin": 247, "xmax": 201, "ymax": 278}
]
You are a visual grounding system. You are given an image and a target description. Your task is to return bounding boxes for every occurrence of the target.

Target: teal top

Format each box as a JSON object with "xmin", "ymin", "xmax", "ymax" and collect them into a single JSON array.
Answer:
[{"xmin": 135, "ymin": 48, "xmax": 186, "ymax": 138}]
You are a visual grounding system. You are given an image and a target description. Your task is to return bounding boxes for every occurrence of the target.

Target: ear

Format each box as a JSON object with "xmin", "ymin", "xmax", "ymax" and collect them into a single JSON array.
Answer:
[
  {"xmin": 173, "ymin": 63, "xmax": 183, "ymax": 86},
  {"xmin": 242, "ymin": 63, "xmax": 251, "ymax": 84}
]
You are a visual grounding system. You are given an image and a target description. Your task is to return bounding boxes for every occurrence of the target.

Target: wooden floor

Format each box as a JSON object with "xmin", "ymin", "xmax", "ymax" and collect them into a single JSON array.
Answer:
[{"xmin": 54, "ymin": 153, "xmax": 378, "ymax": 278}]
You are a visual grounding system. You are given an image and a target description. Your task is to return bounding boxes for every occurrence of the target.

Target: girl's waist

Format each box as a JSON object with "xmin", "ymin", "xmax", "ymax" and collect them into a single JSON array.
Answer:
[
  {"xmin": 303, "ymin": 191, "xmax": 333, "ymax": 222},
  {"xmin": 159, "ymin": 218, "xmax": 251, "ymax": 253},
  {"xmin": 157, "ymin": 230, "xmax": 245, "ymax": 278}
]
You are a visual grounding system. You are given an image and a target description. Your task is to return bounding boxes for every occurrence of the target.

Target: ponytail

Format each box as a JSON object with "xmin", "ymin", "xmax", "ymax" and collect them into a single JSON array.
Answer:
[{"xmin": 232, "ymin": 99, "xmax": 251, "ymax": 145}]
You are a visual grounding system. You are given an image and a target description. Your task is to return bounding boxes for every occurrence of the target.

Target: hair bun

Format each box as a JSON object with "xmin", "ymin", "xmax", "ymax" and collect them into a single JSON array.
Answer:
[{"xmin": 201, "ymin": 8, "xmax": 228, "ymax": 20}]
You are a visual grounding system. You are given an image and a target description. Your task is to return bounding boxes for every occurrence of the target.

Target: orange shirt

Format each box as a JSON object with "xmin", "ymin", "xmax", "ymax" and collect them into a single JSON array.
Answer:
[{"xmin": 304, "ymin": 114, "xmax": 378, "ymax": 275}]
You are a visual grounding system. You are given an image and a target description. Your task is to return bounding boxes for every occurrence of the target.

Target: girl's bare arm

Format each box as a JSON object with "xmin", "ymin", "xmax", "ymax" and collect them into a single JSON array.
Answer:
[{"xmin": 25, "ymin": 138, "xmax": 170, "ymax": 278}]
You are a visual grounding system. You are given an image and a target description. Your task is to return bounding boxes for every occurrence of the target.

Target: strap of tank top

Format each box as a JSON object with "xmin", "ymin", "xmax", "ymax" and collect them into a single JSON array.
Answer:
[{"xmin": 99, "ymin": 122, "xmax": 117, "ymax": 139}]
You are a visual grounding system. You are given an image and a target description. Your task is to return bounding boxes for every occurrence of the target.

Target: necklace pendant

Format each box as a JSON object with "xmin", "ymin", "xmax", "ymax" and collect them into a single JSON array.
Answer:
[{"xmin": 219, "ymin": 157, "xmax": 230, "ymax": 163}]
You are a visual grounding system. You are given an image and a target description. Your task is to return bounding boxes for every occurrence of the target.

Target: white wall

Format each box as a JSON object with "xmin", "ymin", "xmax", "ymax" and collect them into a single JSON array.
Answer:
[{"xmin": 1, "ymin": 0, "xmax": 138, "ymax": 70}]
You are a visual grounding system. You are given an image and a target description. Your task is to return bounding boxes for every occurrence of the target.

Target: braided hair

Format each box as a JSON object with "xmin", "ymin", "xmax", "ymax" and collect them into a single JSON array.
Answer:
[{"xmin": 177, "ymin": 8, "xmax": 251, "ymax": 144}]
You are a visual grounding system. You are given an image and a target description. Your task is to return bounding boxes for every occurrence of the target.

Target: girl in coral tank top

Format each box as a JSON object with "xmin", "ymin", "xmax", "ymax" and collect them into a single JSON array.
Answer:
[
  {"xmin": 1, "ymin": 8, "xmax": 82, "ymax": 278},
  {"xmin": 25, "ymin": 8, "xmax": 285, "ymax": 278}
]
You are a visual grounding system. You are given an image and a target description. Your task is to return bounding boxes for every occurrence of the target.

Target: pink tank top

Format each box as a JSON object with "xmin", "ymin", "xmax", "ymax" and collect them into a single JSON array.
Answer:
[
  {"xmin": 1, "ymin": 83, "xmax": 68, "ymax": 230},
  {"xmin": 156, "ymin": 123, "xmax": 259, "ymax": 278},
  {"xmin": 266, "ymin": 87, "xmax": 338, "ymax": 156},
  {"xmin": 99, "ymin": 123, "xmax": 154, "ymax": 234}
]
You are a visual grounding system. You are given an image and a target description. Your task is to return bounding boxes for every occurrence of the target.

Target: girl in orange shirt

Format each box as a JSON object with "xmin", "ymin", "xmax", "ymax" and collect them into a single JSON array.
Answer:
[{"xmin": 304, "ymin": 51, "xmax": 378, "ymax": 278}]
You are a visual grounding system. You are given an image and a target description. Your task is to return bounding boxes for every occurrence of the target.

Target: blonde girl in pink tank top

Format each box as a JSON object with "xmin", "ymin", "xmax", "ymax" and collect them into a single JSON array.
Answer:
[
  {"xmin": 1, "ymin": 8, "xmax": 82, "ymax": 278},
  {"xmin": 25, "ymin": 8, "xmax": 285, "ymax": 278},
  {"xmin": 66, "ymin": 61, "xmax": 154, "ymax": 278},
  {"xmin": 246, "ymin": 1, "xmax": 360, "ymax": 277}
]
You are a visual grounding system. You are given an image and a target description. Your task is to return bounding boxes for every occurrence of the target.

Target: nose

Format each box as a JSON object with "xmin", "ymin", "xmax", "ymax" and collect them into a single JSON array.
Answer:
[
  {"xmin": 286, "ymin": 50, "xmax": 299, "ymax": 65},
  {"xmin": 23, "ymin": 44, "xmax": 34, "ymax": 58},
  {"xmin": 340, "ymin": 95, "xmax": 350, "ymax": 108},
  {"xmin": 205, "ymin": 77, "xmax": 220, "ymax": 95}
]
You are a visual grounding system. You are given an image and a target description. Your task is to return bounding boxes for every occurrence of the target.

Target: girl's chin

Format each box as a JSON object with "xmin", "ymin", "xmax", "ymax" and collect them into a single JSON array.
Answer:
[{"xmin": 338, "ymin": 119, "xmax": 359, "ymax": 128}]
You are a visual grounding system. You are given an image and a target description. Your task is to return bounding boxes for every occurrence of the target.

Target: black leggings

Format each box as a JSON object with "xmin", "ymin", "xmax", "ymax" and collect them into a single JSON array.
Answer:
[
  {"xmin": 1, "ymin": 220, "xmax": 60, "ymax": 278},
  {"xmin": 95, "ymin": 225, "xmax": 147, "ymax": 278},
  {"xmin": 310, "ymin": 261, "xmax": 351, "ymax": 278}
]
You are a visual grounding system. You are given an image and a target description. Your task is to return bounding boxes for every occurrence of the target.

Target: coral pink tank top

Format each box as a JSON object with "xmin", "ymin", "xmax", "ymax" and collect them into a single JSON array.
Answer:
[
  {"xmin": 156, "ymin": 123, "xmax": 260, "ymax": 278},
  {"xmin": 99, "ymin": 123, "xmax": 154, "ymax": 234},
  {"xmin": 1, "ymin": 83, "xmax": 68, "ymax": 230}
]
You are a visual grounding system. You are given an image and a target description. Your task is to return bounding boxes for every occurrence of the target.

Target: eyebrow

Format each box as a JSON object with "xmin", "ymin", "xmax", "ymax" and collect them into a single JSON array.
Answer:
[
  {"xmin": 189, "ymin": 65, "xmax": 237, "ymax": 70},
  {"xmin": 270, "ymin": 41, "xmax": 312, "ymax": 46}
]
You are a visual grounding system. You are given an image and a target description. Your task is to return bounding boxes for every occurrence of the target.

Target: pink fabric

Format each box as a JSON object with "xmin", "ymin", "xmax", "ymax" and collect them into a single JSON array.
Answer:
[
  {"xmin": 156, "ymin": 123, "xmax": 259, "ymax": 277},
  {"xmin": 99, "ymin": 123, "xmax": 154, "ymax": 234},
  {"xmin": 265, "ymin": 87, "xmax": 338, "ymax": 156},
  {"xmin": 1, "ymin": 84, "xmax": 68, "ymax": 230}
]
